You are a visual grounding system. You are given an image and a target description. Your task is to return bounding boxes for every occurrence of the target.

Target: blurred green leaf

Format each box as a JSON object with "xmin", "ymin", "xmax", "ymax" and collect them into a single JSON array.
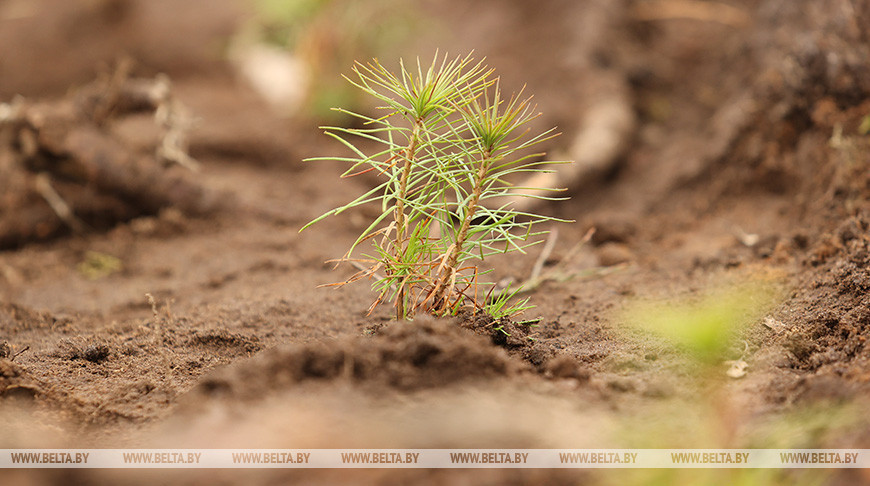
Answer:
[
  {"xmin": 77, "ymin": 251, "xmax": 122, "ymax": 280},
  {"xmin": 623, "ymin": 283, "xmax": 778, "ymax": 365}
]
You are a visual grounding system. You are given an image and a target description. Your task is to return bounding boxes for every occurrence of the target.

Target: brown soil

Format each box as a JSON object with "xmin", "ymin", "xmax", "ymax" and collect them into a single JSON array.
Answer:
[{"xmin": 2, "ymin": 1, "xmax": 870, "ymax": 485}]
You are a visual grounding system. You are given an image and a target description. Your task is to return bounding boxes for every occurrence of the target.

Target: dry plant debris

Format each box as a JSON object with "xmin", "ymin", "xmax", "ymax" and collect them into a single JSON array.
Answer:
[{"xmin": 0, "ymin": 64, "xmax": 218, "ymax": 249}]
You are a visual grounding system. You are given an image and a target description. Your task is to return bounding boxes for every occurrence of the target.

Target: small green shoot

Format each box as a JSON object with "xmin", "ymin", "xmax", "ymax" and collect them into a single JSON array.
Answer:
[
  {"xmin": 622, "ymin": 283, "xmax": 778, "ymax": 366},
  {"xmin": 486, "ymin": 282, "xmax": 533, "ymax": 320},
  {"xmin": 77, "ymin": 251, "xmax": 122, "ymax": 280},
  {"xmin": 303, "ymin": 53, "xmax": 569, "ymax": 320}
]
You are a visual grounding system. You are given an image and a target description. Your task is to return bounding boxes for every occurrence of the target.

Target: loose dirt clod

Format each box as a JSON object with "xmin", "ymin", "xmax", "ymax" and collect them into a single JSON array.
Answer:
[
  {"xmin": 187, "ymin": 330, "xmax": 263, "ymax": 355},
  {"xmin": 181, "ymin": 316, "xmax": 517, "ymax": 406},
  {"xmin": 546, "ymin": 353, "xmax": 591, "ymax": 381},
  {"xmin": 0, "ymin": 358, "xmax": 41, "ymax": 401},
  {"xmin": 83, "ymin": 344, "xmax": 111, "ymax": 363}
]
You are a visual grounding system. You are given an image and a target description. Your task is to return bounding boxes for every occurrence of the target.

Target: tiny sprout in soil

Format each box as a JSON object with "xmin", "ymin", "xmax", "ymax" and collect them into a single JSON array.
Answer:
[{"xmin": 302, "ymin": 53, "xmax": 570, "ymax": 320}]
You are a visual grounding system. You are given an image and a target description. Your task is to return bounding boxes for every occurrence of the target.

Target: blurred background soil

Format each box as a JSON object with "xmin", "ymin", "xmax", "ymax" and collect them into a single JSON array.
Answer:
[{"xmin": 1, "ymin": 0, "xmax": 869, "ymax": 484}]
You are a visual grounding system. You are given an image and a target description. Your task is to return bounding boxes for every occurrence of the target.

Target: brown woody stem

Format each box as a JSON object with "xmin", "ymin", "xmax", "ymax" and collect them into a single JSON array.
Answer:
[
  {"xmin": 433, "ymin": 150, "xmax": 492, "ymax": 313},
  {"xmin": 393, "ymin": 122, "xmax": 421, "ymax": 319}
]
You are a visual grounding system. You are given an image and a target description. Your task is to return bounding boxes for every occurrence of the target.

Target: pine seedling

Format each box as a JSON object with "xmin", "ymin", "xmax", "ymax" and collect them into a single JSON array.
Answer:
[{"xmin": 302, "ymin": 53, "xmax": 569, "ymax": 320}]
